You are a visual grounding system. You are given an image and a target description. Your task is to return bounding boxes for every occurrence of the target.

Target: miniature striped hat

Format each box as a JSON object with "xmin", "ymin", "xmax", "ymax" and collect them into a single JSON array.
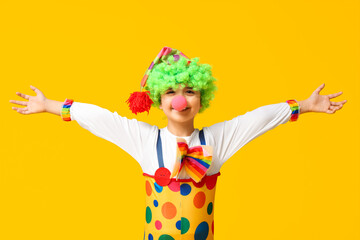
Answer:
[{"xmin": 126, "ymin": 46, "xmax": 191, "ymax": 115}]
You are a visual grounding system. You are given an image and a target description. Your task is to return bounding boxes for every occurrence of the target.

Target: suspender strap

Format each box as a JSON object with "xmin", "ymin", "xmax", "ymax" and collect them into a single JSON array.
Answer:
[
  {"xmin": 199, "ymin": 129, "xmax": 206, "ymax": 145},
  {"xmin": 156, "ymin": 129, "xmax": 206, "ymax": 168},
  {"xmin": 156, "ymin": 129, "xmax": 164, "ymax": 168}
]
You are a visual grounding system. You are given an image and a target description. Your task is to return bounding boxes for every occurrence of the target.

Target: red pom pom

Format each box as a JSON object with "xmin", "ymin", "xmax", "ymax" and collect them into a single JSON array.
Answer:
[{"xmin": 126, "ymin": 91, "xmax": 153, "ymax": 115}]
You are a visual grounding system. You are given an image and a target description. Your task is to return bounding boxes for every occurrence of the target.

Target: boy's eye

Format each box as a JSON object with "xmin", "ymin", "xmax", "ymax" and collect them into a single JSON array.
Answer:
[
  {"xmin": 186, "ymin": 90, "xmax": 195, "ymax": 94},
  {"xmin": 166, "ymin": 90, "xmax": 175, "ymax": 94}
]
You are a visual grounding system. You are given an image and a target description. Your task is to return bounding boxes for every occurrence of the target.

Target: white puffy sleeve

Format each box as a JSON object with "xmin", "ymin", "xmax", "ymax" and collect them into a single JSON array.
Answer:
[
  {"xmin": 207, "ymin": 102, "xmax": 293, "ymax": 166},
  {"xmin": 67, "ymin": 102, "xmax": 158, "ymax": 168}
]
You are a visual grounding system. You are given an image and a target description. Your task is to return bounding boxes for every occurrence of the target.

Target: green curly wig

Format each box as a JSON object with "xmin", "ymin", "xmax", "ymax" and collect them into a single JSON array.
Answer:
[{"xmin": 144, "ymin": 55, "xmax": 217, "ymax": 113}]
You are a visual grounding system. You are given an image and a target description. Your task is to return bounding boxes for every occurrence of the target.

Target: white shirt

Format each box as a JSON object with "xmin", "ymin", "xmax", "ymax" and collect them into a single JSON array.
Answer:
[{"xmin": 69, "ymin": 102, "xmax": 293, "ymax": 178}]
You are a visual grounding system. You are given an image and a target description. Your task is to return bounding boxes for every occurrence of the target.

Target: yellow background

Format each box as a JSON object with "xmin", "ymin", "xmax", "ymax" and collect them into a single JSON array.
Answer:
[{"xmin": 1, "ymin": 0, "xmax": 359, "ymax": 239}]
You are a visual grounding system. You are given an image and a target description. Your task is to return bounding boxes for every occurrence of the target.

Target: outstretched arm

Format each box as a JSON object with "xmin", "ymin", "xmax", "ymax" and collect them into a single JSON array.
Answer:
[
  {"xmin": 209, "ymin": 83, "xmax": 347, "ymax": 166},
  {"xmin": 297, "ymin": 83, "xmax": 347, "ymax": 114},
  {"xmin": 10, "ymin": 85, "xmax": 157, "ymax": 169}
]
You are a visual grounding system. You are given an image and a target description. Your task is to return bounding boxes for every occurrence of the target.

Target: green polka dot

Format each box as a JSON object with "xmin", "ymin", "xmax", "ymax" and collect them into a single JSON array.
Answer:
[
  {"xmin": 146, "ymin": 206, "xmax": 152, "ymax": 224},
  {"xmin": 181, "ymin": 217, "xmax": 190, "ymax": 234},
  {"xmin": 207, "ymin": 202, "xmax": 213, "ymax": 215},
  {"xmin": 159, "ymin": 234, "xmax": 175, "ymax": 240}
]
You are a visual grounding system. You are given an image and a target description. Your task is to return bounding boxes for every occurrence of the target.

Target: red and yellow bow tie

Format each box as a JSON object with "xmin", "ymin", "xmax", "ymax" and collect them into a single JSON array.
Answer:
[{"xmin": 171, "ymin": 138, "xmax": 213, "ymax": 183}]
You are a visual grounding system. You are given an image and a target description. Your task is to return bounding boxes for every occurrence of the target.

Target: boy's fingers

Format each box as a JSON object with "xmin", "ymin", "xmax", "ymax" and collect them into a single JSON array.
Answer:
[
  {"xmin": 12, "ymin": 106, "xmax": 25, "ymax": 113},
  {"xmin": 10, "ymin": 100, "xmax": 28, "ymax": 106},
  {"xmin": 16, "ymin": 92, "xmax": 30, "ymax": 100},
  {"xmin": 12, "ymin": 107, "xmax": 23, "ymax": 114},
  {"xmin": 17, "ymin": 107, "xmax": 29, "ymax": 115},
  {"xmin": 314, "ymin": 83, "xmax": 325, "ymax": 94},
  {"xmin": 328, "ymin": 104, "xmax": 342, "ymax": 113},
  {"xmin": 328, "ymin": 91, "xmax": 342, "ymax": 99},
  {"xmin": 30, "ymin": 85, "xmax": 41, "ymax": 95},
  {"xmin": 330, "ymin": 101, "xmax": 342, "ymax": 106}
]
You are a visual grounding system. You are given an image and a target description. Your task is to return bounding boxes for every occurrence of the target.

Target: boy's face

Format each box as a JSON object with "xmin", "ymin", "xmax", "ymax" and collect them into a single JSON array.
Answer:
[{"xmin": 159, "ymin": 86, "xmax": 202, "ymax": 124}]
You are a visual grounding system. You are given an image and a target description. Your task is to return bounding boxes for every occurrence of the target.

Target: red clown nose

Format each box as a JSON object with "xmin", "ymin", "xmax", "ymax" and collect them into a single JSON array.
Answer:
[{"xmin": 171, "ymin": 95, "xmax": 187, "ymax": 111}]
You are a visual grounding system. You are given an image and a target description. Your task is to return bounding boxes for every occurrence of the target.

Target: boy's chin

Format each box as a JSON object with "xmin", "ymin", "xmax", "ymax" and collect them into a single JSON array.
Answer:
[{"xmin": 165, "ymin": 114, "xmax": 196, "ymax": 123}]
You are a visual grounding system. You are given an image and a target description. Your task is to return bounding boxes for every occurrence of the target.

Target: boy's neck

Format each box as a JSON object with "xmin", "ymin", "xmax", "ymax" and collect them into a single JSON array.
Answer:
[{"xmin": 166, "ymin": 120, "xmax": 195, "ymax": 137}]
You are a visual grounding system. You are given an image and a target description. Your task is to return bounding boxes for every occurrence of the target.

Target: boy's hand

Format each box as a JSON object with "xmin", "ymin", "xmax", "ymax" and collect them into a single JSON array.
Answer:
[
  {"xmin": 306, "ymin": 83, "xmax": 347, "ymax": 114},
  {"xmin": 10, "ymin": 85, "xmax": 47, "ymax": 115}
]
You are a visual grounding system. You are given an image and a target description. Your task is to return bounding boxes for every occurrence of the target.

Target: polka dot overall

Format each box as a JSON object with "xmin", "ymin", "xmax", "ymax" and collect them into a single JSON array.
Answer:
[{"xmin": 143, "ymin": 130, "xmax": 221, "ymax": 240}]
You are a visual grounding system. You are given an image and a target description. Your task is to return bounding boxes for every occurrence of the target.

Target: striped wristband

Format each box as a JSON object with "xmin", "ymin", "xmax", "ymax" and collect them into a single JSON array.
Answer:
[
  {"xmin": 286, "ymin": 99, "xmax": 300, "ymax": 122},
  {"xmin": 61, "ymin": 99, "xmax": 74, "ymax": 121}
]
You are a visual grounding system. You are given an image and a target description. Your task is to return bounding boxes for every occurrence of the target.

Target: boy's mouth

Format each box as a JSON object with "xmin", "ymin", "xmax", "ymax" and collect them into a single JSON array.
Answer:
[{"xmin": 172, "ymin": 107, "xmax": 189, "ymax": 112}]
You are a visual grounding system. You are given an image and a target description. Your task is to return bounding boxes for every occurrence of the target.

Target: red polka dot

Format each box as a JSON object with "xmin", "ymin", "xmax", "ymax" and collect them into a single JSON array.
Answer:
[
  {"xmin": 146, "ymin": 181, "xmax": 152, "ymax": 196},
  {"xmin": 205, "ymin": 176, "xmax": 217, "ymax": 190},
  {"xmin": 193, "ymin": 191, "xmax": 206, "ymax": 208},
  {"xmin": 155, "ymin": 220, "xmax": 162, "ymax": 230},
  {"xmin": 162, "ymin": 202, "xmax": 177, "ymax": 219},
  {"xmin": 212, "ymin": 221, "xmax": 214, "ymax": 234},
  {"xmin": 168, "ymin": 181, "xmax": 180, "ymax": 192}
]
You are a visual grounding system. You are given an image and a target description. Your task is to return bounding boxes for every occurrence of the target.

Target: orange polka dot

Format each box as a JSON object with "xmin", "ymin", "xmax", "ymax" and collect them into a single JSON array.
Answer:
[
  {"xmin": 146, "ymin": 181, "xmax": 152, "ymax": 196},
  {"xmin": 193, "ymin": 191, "xmax": 206, "ymax": 208},
  {"xmin": 161, "ymin": 202, "xmax": 177, "ymax": 219}
]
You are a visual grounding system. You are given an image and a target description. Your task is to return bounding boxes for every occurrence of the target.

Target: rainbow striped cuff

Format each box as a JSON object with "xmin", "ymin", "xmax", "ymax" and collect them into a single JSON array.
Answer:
[
  {"xmin": 286, "ymin": 99, "xmax": 300, "ymax": 122},
  {"xmin": 61, "ymin": 99, "xmax": 74, "ymax": 121}
]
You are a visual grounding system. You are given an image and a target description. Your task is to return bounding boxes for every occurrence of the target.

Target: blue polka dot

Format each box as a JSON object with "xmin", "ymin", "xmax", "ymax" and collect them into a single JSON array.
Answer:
[
  {"xmin": 148, "ymin": 233, "xmax": 153, "ymax": 240},
  {"xmin": 176, "ymin": 220, "xmax": 181, "ymax": 230},
  {"xmin": 154, "ymin": 182, "xmax": 163, "ymax": 193},
  {"xmin": 180, "ymin": 183, "xmax": 192, "ymax": 196},
  {"xmin": 195, "ymin": 221, "xmax": 209, "ymax": 240},
  {"xmin": 153, "ymin": 200, "xmax": 158, "ymax": 207}
]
